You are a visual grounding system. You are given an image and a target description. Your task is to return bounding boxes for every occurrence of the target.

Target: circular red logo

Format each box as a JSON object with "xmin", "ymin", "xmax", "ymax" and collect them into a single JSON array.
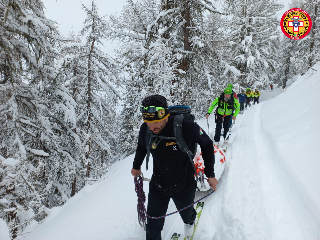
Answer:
[{"xmin": 280, "ymin": 8, "xmax": 312, "ymax": 40}]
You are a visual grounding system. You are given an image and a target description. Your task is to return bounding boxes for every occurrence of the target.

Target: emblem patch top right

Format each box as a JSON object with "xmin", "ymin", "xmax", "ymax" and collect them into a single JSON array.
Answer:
[{"xmin": 280, "ymin": 8, "xmax": 312, "ymax": 40}]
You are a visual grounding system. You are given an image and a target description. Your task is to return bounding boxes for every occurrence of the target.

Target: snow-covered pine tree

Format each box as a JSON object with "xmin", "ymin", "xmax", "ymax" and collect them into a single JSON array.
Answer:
[
  {"xmin": 274, "ymin": 36, "xmax": 300, "ymax": 89},
  {"xmin": 109, "ymin": 0, "xmax": 232, "ymax": 156},
  {"xmin": 116, "ymin": 78, "xmax": 144, "ymax": 157},
  {"xmin": 226, "ymin": 0, "xmax": 283, "ymax": 89},
  {"xmin": 70, "ymin": 0, "xmax": 121, "ymax": 180},
  {"xmin": 143, "ymin": 0, "xmax": 230, "ymax": 117},
  {"xmin": 0, "ymin": 0, "xmax": 94, "ymax": 237},
  {"xmin": 192, "ymin": 4, "xmax": 242, "ymax": 112},
  {"xmin": 109, "ymin": 0, "xmax": 175, "ymax": 157},
  {"xmin": 304, "ymin": 0, "xmax": 319, "ymax": 70},
  {"xmin": 0, "ymin": 0, "xmax": 81, "ymax": 237},
  {"xmin": 292, "ymin": 0, "xmax": 319, "ymax": 74},
  {"xmin": 111, "ymin": 0, "xmax": 228, "ymax": 116}
]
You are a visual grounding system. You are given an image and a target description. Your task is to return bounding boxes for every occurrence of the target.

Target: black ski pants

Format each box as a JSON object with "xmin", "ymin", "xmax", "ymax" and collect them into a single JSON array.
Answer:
[
  {"xmin": 254, "ymin": 97, "xmax": 259, "ymax": 104},
  {"xmin": 245, "ymin": 99, "xmax": 251, "ymax": 108},
  {"xmin": 240, "ymin": 102, "xmax": 245, "ymax": 112},
  {"xmin": 146, "ymin": 181, "xmax": 197, "ymax": 240},
  {"xmin": 214, "ymin": 114, "xmax": 231, "ymax": 142},
  {"xmin": 229, "ymin": 112, "xmax": 233, "ymax": 128}
]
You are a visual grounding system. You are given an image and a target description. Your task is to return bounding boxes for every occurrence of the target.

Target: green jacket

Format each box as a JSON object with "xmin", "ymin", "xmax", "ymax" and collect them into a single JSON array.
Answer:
[
  {"xmin": 245, "ymin": 91, "xmax": 253, "ymax": 97},
  {"xmin": 207, "ymin": 95, "xmax": 240, "ymax": 117},
  {"xmin": 253, "ymin": 91, "xmax": 261, "ymax": 97}
]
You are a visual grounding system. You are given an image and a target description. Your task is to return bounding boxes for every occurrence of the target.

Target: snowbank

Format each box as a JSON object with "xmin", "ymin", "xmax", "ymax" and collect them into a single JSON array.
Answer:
[{"xmin": 262, "ymin": 63, "xmax": 320, "ymax": 232}]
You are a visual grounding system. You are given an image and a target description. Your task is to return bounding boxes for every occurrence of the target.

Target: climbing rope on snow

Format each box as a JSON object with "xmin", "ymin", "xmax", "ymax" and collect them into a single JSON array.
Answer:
[
  {"xmin": 134, "ymin": 174, "xmax": 146, "ymax": 230},
  {"xmin": 134, "ymin": 174, "xmax": 215, "ymax": 225}
]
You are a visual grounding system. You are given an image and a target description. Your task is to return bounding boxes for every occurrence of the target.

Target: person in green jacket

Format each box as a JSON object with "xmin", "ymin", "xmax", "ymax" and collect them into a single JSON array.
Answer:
[
  {"xmin": 227, "ymin": 83, "xmax": 237, "ymax": 128},
  {"xmin": 206, "ymin": 87, "xmax": 240, "ymax": 146},
  {"xmin": 253, "ymin": 89, "xmax": 261, "ymax": 104},
  {"xmin": 245, "ymin": 88, "xmax": 253, "ymax": 108}
]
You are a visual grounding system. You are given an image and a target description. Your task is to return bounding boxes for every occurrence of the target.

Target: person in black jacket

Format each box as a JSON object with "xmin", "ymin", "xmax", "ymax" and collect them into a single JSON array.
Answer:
[{"xmin": 131, "ymin": 95, "xmax": 218, "ymax": 240}]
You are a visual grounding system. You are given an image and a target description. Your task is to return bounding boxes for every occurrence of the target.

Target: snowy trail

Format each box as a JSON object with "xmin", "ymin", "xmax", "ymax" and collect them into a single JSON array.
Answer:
[
  {"xmin": 213, "ymin": 103, "xmax": 319, "ymax": 240},
  {"xmin": 216, "ymin": 106, "xmax": 272, "ymax": 240},
  {"xmin": 12, "ymin": 64, "xmax": 320, "ymax": 240},
  {"xmin": 257, "ymin": 109, "xmax": 320, "ymax": 239},
  {"xmin": 252, "ymin": 104, "xmax": 306, "ymax": 239}
]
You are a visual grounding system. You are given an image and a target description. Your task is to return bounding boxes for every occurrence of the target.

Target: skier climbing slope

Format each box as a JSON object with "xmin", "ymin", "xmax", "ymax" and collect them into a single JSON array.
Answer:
[{"xmin": 14, "ymin": 64, "xmax": 320, "ymax": 240}]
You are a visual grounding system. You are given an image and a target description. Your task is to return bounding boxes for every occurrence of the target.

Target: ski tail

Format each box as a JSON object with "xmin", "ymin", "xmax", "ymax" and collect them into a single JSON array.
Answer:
[
  {"xmin": 170, "ymin": 233, "xmax": 181, "ymax": 240},
  {"xmin": 171, "ymin": 202, "xmax": 204, "ymax": 240},
  {"xmin": 190, "ymin": 202, "xmax": 204, "ymax": 239}
]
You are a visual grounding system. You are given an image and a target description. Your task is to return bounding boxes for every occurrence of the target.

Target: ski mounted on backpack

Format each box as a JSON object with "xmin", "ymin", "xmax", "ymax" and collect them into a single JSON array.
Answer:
[{"xmin": 145, "ymin": 105, "xmax": 197, "ymax": 173}]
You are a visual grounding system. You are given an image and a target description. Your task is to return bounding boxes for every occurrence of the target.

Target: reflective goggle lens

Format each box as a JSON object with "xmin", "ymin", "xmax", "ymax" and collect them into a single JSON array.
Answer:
[{"xmin": 140, "ymin": 106, "xmax": 165, "ymax": 113}]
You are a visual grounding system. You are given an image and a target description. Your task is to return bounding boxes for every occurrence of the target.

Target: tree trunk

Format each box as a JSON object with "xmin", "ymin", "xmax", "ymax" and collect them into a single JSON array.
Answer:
[
  {"xmin": 283, "ymin": 55, "xmax": 291, "ymax": 89},
  {"xmin": 8, "ymin": 202, "xmax": 17, "ymax": 239},
  {"xmin": 86, "ymin": 40, "xmax": 95, "ymax": 161},
  {"xmin": 308, "ymin": 3, "xmax": 317, "ymax": 69},
  {"xmin": 0, "ymin": 64, "xmax": 10, "ymax": 84},
  {"xmin": 162, "ymin": 0, "xmax": 177, "ymax": 10},
  {"xmin": 86, "ymin": 162, "xmax": 91, "ymax": 178},
  {"xmin": 71, "ymin": 176, "xmax": 76, "ymax": 197},
  {"xmin": 179, "ymin": 0, "xmax": 191, "ymax": 71}
]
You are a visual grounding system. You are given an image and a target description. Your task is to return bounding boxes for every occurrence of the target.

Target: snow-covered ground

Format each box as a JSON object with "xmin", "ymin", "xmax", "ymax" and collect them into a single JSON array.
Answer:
[{"xmin": 3, "ymin": 64, "xmax": 319, "ymax": 240}]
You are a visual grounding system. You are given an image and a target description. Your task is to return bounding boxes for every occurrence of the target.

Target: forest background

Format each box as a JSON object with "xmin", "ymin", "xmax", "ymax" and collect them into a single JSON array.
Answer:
[{"xmin": 0, "ymin": 0, "xmax": 318, "ymax": 238}]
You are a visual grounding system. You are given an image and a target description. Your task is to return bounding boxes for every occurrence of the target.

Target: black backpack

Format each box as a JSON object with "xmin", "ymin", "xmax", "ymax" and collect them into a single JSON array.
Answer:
[
  {"xmin": 216, "ymin": 92, "xmax": 235, "ymax": 114},
  {"xmin": 145, "ymin": 105, "xmax": 197, "ymax": 173}
]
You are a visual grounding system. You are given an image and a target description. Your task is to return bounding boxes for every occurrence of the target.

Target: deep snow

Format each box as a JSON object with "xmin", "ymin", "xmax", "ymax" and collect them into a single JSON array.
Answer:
[{"xmin": 1, "ymin": 64, "xmax": 319, "ymax": 240}]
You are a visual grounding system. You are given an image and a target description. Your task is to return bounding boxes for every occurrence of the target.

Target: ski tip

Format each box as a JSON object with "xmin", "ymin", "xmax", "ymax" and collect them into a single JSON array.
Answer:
[
  {"xmin": 171, "ymin": 233, "xmax": 181, "ymax": 240},
  {"xmin": 196, "ymin": 202, "xmax": 204, "ymax": 208}
]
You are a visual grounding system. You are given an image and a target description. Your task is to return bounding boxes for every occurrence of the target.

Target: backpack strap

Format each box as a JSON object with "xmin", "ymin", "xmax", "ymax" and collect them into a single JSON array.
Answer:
[
  {"xmin": 145, "ymin": 128, "xmax": 176, "ymax": 171},
  {"xmin": 145, "ymin": 127, "xmax": 152, "ymax": 171},
  {"xmin": 215, "ymin": 94, "xmax": 223, "ymax": 115},
  {"xmin": 219, "ymin": 93, "xmax": 224, "ymax": 107},
  {"xmin": 173, "ymin": 115, "xmax": 196, "ymax": 174},
  {"xmin": 230, "ymin": 93, "xmax": 235, "ymax": 113}
]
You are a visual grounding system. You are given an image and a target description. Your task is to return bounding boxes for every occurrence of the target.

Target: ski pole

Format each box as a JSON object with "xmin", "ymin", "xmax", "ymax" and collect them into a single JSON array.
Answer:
[{"xmin": 207, "ymin": 118, "xmax": 209, "ymax": 133}]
